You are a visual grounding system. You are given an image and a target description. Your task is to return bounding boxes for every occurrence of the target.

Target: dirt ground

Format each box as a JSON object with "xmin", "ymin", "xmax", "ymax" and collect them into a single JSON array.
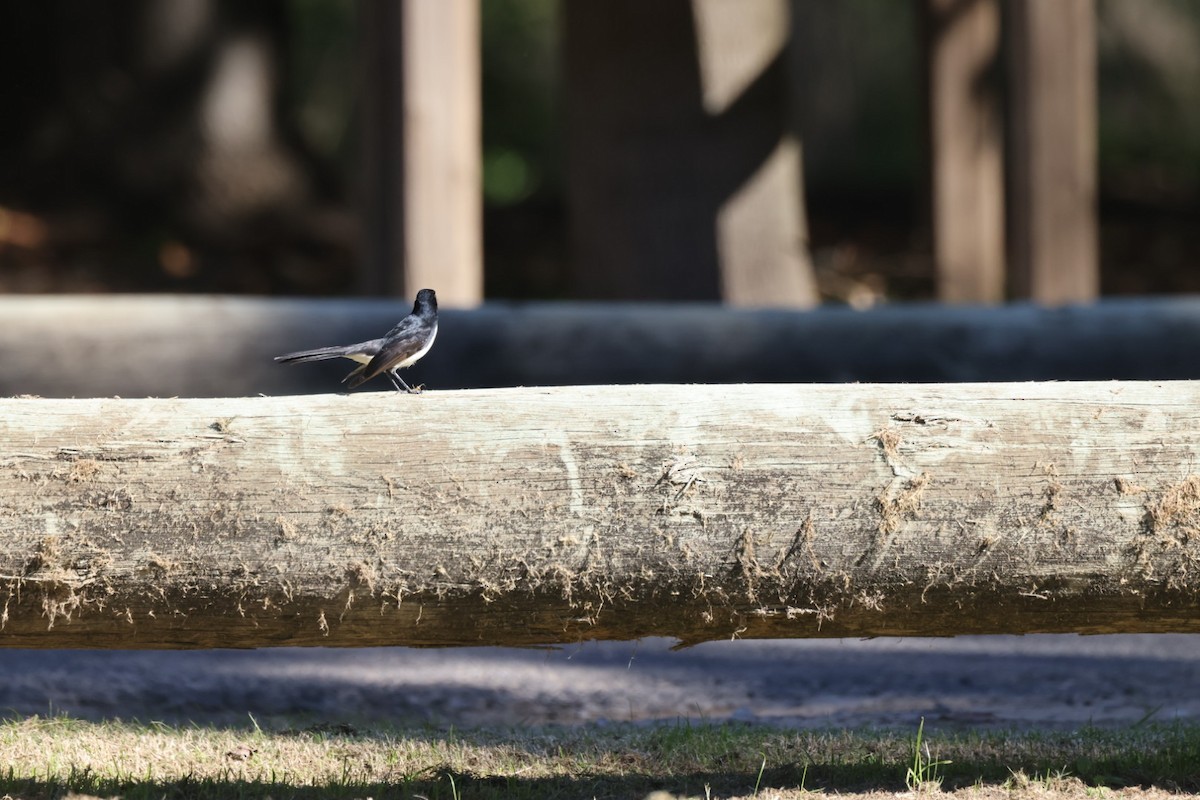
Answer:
[{"xmin": 1, "ymin": 633, "xmax": 1198, "ymax": 731}]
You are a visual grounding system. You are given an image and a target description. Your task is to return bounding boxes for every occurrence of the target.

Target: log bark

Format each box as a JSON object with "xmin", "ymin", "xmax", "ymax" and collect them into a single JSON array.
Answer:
[{"xmin": 3, "ymin": 383, "xmax": 1200, "ymax": 649}]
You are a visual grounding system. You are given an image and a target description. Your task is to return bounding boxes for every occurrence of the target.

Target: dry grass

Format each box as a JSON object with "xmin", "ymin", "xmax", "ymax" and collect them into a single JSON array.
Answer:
[{"xmin": 2, "ymin": 715, "xmax": 1200, "ymax": 799}]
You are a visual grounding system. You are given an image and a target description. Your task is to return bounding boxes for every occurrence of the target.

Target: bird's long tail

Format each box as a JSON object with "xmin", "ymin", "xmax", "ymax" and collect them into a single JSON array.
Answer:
[{"xmin": 274, "ymin": 345, "xmax": 355, "ymax": 364}]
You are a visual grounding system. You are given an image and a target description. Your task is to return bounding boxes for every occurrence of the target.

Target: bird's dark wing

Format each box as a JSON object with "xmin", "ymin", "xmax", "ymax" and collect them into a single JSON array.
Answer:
[
  {"xmin": 340, "ymin": 362, "xmax": 368, "ymax": 384},
  {"xmin": 347, "ymin": 319, "xmax": 432, "ymax": 387}
]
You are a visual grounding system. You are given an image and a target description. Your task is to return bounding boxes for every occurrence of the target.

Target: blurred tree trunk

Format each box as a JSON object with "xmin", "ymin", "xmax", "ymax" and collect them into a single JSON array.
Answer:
[
  {"xmin": 1007, "ymin": 0, "xmax": 1098, "ymax": 304},
  {"xmin": 924, "ymin": 0, "xmax": 1006, "ymax": 303},
  {"xmin": 563, "ymin": 0, "xmax": 817, "ymax": 307},
  {"xmin": 0, "ymin": 0, "xmax": 354, "ymax": 293},
  {"xmin": 359, "ymin": 0, "xmax": 483, "ymax": 306}
]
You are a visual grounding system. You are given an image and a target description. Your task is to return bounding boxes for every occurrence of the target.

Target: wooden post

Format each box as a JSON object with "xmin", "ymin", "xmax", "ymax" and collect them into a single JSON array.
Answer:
[
  {"xmin": 5, "ymin": 383, "xmax": 1200, "ymax": 649},
  {"xmin": 1006, "ymin": 0, "xmax": 1098, "ymax": 304},
  {"xmin": 563, "ymin": 0, "xmax": 817, "ymax": 307},
  {"xmin": 925, "ymin": 0, "xmax": 1006, "ymax": 303},
  {"xmin": 360, "ymin": 0, "xmax": 482, "ymax": 305}
]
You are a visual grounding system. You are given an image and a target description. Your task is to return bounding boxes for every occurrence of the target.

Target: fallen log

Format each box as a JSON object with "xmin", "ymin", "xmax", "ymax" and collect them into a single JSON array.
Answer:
[{"xmin": 1, "ymin": 383, "xmax": 1199, "ymax": 649}]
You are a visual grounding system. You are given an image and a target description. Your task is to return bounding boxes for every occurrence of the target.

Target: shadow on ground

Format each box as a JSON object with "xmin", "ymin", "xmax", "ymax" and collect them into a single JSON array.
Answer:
[{"xmin": 2, "ymin": 634, "xmax": 1200, "ymax": 731}]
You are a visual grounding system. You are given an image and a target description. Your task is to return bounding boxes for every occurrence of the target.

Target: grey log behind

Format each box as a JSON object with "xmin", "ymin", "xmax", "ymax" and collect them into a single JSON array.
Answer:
[{"xmin": 3, "ymin": 296, "xmax": 1200, "ymax": 397}]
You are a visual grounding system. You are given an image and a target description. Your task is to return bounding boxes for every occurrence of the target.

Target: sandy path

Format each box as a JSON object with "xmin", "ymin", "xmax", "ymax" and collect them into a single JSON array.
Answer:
[{"xmin": 2, "ymin": 634, "xmax": 1197, "ymax": 730}]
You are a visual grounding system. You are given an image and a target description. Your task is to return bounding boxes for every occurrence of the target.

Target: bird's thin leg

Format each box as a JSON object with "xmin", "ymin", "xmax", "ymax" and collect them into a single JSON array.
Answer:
[{"xmin": 390, "ymin": 370, "xmax": 416, "ymax": 394}]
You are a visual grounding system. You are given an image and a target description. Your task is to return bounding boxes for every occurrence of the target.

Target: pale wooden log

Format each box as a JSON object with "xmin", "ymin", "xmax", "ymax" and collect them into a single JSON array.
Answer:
[{"xmin": 3, "ymin": 383, "xmax": 1200, "ymax": 649}]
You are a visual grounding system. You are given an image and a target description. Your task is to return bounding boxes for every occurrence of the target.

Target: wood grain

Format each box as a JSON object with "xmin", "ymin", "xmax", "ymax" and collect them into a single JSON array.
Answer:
[{"xmin": 2, "ymin": 383, "xmax": 1199, "ymax": 649}]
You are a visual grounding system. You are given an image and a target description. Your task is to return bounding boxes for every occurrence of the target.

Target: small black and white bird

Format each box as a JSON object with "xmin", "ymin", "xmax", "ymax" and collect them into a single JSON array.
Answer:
[{"xmin": 275, "ymin": 288, "xmax": 438, "ymax": 393}]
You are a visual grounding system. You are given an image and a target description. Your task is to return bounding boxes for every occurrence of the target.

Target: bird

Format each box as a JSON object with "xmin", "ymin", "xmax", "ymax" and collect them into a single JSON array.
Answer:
[
  {"xmin": 225, "ymin": 744, "xmax": 256, "ymax": 762},
  {"xmin": 275, "ymin": 288, "xmax": 438, "ymax": 393}
]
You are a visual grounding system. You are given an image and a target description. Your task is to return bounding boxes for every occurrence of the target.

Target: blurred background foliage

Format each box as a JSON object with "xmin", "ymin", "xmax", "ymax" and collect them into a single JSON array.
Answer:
[{"xmin": 0, "ymin": 0, "xmax": 1198, "ymax": 299}]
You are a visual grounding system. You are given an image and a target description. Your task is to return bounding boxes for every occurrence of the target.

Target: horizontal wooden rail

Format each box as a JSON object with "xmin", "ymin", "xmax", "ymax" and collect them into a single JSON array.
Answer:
[
  {"xmin": 2, "ymin": 383, "xmax": 1200, "ymax": 649},
  {"xmin": 4, "ymin": 297, "xmax": 1200, "ymax": 398}
]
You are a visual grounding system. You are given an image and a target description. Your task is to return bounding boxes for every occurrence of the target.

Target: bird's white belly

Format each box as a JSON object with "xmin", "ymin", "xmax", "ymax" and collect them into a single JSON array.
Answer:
[{"xmin": 396, "ymin": 323, "xmax": 437, "ymax": 368}]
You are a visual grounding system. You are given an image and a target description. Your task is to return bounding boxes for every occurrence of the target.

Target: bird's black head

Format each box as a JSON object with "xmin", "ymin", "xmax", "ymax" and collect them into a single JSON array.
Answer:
[{"xmin": 413, "ymin": 288, "xmax": 437, "ymax": 315}]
